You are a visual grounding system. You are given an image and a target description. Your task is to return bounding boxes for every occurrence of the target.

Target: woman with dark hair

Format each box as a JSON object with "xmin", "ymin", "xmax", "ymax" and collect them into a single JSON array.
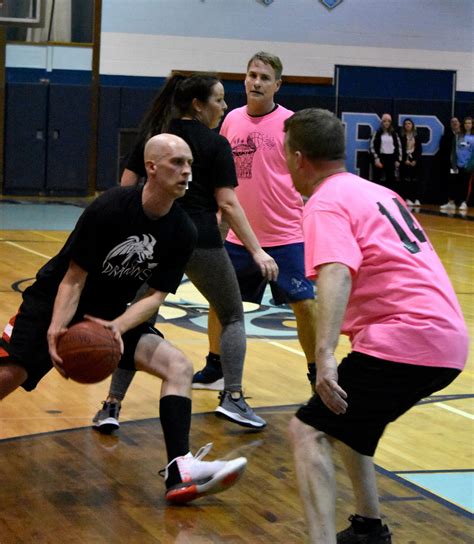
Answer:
[
  {"xmin": 439, "ymin": 117, "xmax": 461, "ymax": 212},
  {"xmin": 441, "ymin": 116, "xmax": 474, "ymax": 212},
  {"xmin": 94, "ymin": 73, "xmax": 278, "ymax": 432},
  {"xmin": 399, "ymin": 118, "xmax": 423, "ymax": 206},
  {"xmin": 456, "ymin": 116, "xmax": 474, "ymax": 211},
  {"xmin": 370, "ymin": 113, "xmax": 402, "ymax": 191}
]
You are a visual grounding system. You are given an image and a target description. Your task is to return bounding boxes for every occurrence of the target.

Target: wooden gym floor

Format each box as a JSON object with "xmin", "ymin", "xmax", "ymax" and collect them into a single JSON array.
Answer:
[{"xmin": 0, "ymin": 199, "xmax": 473, "ymax": 543}]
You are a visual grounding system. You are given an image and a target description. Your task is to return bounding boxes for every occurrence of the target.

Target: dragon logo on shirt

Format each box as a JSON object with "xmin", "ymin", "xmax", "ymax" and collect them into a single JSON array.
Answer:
[{"xmin": 102, "ymin": 234, "xmax": 157, "ymax": 280}]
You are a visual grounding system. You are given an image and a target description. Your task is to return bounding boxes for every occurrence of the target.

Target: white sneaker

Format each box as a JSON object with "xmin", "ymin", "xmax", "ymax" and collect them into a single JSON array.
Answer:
[
  {"xmin": 414, "ymin": 200, "xmax": 421, "ymax": 206},
  {"xmin": 161, "ymin": 443, "xmax": 247, "ymax": 504},
  {"xmin": 440, "ymin": 201, "xmax": 456, "ymax": 211},
  {"xmin": 459, "ymin": 201, "xmax": 468, "ymax": 211},
  {"xmin": 406, "ymin": 199, "xmax": 414, "ymax": 206}
]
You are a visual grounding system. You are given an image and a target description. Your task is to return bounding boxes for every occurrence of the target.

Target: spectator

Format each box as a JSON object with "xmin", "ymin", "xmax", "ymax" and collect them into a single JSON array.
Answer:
[
  {"xmin": 370, "ymin": 114, "xmax": 402, "ymax": 191},
  {"xmin": 399, "ymin": 118, "xmax": 423, "ymax": 207},
  {"xmin": 439, "ymin": 117, "xmax": 461, "ymax": 212},
  {"xmin": 456, "ymin": 116, "xmax": 474, "ymax": 211}
]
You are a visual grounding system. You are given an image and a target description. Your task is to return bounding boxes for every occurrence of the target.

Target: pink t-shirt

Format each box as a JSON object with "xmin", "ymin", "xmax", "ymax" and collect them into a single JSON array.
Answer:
[
  {"xmin": 220, "ymin": 105, "xmax": 304, "ymax": 247},
  {"xmin": 303, "ymin": 172, "xmax": 468, "ymax": 370}
]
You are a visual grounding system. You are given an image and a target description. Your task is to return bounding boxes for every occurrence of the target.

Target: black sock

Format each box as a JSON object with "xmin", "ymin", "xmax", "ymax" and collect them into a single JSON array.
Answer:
[
  {"xmin": 351, "ymin": 514, "xmax": 382, "ymax": 534},
  {"xmin": 160, "ymin": 395, "xmax": 191, "ymax": 463},
  {"xmin": 206, "ymin": 352, "xmax": 221, "ymax": 368}
]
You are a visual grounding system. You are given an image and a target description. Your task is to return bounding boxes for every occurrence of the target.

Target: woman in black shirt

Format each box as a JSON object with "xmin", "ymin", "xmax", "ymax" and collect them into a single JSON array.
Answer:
[
  {"xmin": 370, "ymin": 113, "xmax": 402, "ymax": 191},
  {"xmin": 399, "ymin": 118, "xmax": 423, "ymax": 206},
  {"xmin": 94, "ymin": 73, "xmax": 277, "ymax": 430}
]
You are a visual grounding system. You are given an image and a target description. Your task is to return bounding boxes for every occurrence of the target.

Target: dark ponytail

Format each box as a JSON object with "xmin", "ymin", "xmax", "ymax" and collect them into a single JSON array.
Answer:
[
  {"xmin": 137, "ymin": 73, "xmax": 187, "ymax": 142},
  {"xmin": 173, "ymin": 73, "xmax": 220, "ymax": 116},
  {"xmin": 137, "ymin": 72, "xmax": 221, "ymax": 143}
]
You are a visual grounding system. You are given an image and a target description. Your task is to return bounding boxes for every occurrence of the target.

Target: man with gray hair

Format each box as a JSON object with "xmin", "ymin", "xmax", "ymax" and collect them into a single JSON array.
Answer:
[{"xmin": 284, "ymin": 109, "xmax": 467, "ymax": 543}]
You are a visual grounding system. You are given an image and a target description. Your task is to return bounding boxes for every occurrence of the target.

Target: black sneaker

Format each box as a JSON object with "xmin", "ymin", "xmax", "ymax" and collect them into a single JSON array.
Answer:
[
  {"xmin": 92, "ymin": 401, "xmax": 121, "ymax": 434},
  {"xmin": 192, "ymin": 356, "xmax": 224, "ymax": 391},
  {"xmin": 337, "ymin": 515, "xmax": 392, "ymax": 543}
]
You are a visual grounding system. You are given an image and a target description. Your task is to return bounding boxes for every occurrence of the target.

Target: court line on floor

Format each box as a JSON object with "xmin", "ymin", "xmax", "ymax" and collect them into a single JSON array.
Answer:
[
  {"xmin": 268, "ymin": 341, "xmax": 473, "ymax": 420},
  {"xmin": 267, "ymin": 340, "xmax": 306, "ymax": 357},
  {"xmin": 1, "ymin": 408, "xmax": 470, "ymax": 521},
  {"xmin": 1, "ymin": 241, "xmax": 51, "ymax": 260},
  {"xmin": 436, "ymin": 403, "xmax": 474, "ymax": 420},
  {"xmin": 426, "ymin": 228, "xmax": 474, "ymax": 239},
  {"xmin": 31, "ymin": 230, "xmax": 67, "ymax": 242}
]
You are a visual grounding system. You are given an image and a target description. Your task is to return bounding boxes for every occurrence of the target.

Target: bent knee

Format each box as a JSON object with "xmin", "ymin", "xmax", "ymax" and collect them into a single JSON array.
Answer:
[
  {"xmin": 288, "ymin": 416, "xmax": 312, "ymax": 443},
  {"xmin": 291, "ymin": 298, "xmax": 316, "ymax": 315},
  {"xmin": 219, "ymin": 315, "xmax": 244, "ymax": 330},
  {"xmin": 0, "ymin": 362, "xmax": 28, "ymax": 400},
  {"xmin": 162, "ymin": 352, "xmax": 193, "ymax": 383},
  {"xmin": 214, "ymin": 304, "xmax": 244, "ymax": 327},
  {"xmin": 289, "ymin": 416, "xmax": 328, "ymax": 447},
  {"xmin": 137, "ymin": 338, "xmax": 193, "ymax": 384}
]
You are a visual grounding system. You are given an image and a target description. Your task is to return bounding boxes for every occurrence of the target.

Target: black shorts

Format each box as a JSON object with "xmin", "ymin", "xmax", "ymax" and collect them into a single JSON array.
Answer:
[
  {"xmin": 295, "ymin": 352, "xmax": 460, "ymax": 457},
  {"xmin": 0, "ymin": 298, "xmax": 163, "ymax": 391}
]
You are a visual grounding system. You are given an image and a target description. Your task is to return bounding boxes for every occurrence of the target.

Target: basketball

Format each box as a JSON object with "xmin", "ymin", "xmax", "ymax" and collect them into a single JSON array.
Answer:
[{"xmin": 56, "ymin": 321, "xmax": 121, "ymax": 384}]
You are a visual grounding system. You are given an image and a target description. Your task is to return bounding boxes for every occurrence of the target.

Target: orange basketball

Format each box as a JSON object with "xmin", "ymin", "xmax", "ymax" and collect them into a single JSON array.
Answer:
[{"xmin": 56, "ymin": 321, "xmax": 121, "ymax": 384}]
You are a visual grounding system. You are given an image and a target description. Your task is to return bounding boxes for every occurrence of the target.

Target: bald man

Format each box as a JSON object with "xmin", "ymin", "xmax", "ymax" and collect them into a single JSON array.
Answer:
[{"xmin": 0, "ymin": 134, "xmax": 248, "ymax": 504}]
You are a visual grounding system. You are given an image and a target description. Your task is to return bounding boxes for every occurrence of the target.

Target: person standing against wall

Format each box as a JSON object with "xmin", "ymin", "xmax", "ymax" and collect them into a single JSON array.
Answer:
[
  {"xmin": 370, "ymin": 114, "xmax": 402, "ymax": 191},
  {"xmin": 456, "ymin": 116, "xmax": 474, "ymax": 211},
  {"xmin": 399, "ymin": 118, "xmax": 423, "ymax": 207},
  {"xmin": 439, "ymin": 117, "xmax": 462, "ymax": 212}
]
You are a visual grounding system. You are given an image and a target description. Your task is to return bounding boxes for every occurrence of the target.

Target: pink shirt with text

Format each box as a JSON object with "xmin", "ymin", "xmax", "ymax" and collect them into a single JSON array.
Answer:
[
  {"xmin": 303, "ymin": 172, "xmax": 468, "ymax": 370},
  {"xmin": 220, "ymin": 105, "xmax": 304, "ymax": 247}
]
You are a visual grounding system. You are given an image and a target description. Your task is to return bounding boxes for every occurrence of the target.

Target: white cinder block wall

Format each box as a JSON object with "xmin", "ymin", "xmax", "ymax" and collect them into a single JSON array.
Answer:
[
  {"xmin": 99, "ymin": 0, "xmax": 473, "ymax": 92},
  {"xmin": 7, "ymin": 0, "xmax": 473, "ymax": 92}
]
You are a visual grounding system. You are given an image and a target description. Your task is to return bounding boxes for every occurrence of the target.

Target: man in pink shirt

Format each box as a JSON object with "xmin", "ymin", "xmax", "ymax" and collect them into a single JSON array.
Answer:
[
  {"xmin": 284, "ymin": 109, "xmax": 467, "ymax": 544},
  {"xmin": 193, "ymin": 52, "xmax": 318, "ymax": 392}
]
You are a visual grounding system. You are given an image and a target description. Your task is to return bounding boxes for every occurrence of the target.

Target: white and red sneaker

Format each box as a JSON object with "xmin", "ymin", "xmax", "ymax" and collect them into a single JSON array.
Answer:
[{"xmin": 161, "ymin": 443, "xmax": 247, "ymax": 504}]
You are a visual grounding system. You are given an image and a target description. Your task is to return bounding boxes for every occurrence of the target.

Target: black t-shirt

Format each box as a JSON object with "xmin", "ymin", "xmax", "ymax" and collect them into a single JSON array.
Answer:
[
  {"xmin": 126, "ymin": 119, "xmax": 238, "ymax": 248},
  {"xmin": 23, "ymin": 186, "xmax": 197, "ymax": 321}
]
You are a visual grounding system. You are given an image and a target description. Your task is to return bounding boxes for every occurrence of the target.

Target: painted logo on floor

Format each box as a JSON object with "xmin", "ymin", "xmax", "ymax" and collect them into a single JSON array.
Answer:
[{"xmin": 160, "ymin": 278, "xmax": 299, "ymax": 339}]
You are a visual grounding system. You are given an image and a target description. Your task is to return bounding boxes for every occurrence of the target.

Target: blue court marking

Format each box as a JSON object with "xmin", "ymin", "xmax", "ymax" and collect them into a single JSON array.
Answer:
[
  {"xmin": 376, "ymin": 465, "xmax": 474, "ymax": 519},
  {"xmin": 396, "ymin": 470, "xmax": 474, "ymax": 515},
  {"xmin": 0, "ymin": 202, "xmax": 84, "ymax": 230},
  {"xmin": 182, "ymin": 283, "xmax": 300, "ymax": 339}
]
